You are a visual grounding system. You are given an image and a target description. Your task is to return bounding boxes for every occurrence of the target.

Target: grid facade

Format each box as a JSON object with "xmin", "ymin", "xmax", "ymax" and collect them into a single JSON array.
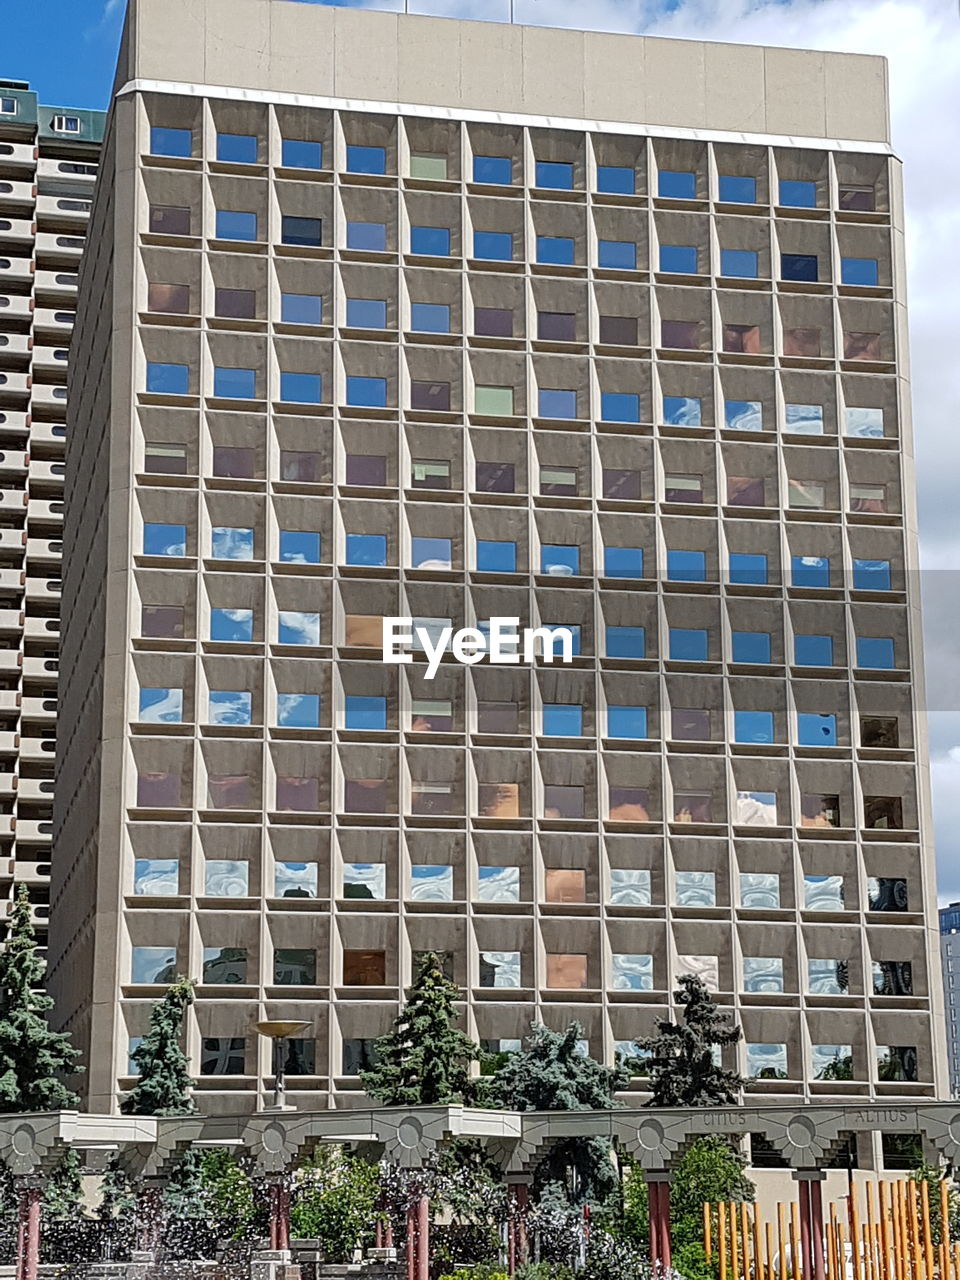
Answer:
[
  {"xmin": 0, "ymin": 83, "xmax": 103, "ymax": 943},
  {"xmin": 940, "ymin": 907, "xmax": 960, "ymax": 1098},
  {"xmin": 49, "ymin": 5, "xmax": 946, "ymax": 1119}
]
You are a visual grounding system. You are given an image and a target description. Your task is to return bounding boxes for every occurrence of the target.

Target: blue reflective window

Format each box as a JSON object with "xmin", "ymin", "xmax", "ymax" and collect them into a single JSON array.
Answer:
[
  {"xmin": 541, "ymin": 544, "xmax": 580, "ymax": 576},
  {"xmin": 143, "ymin": 523, "xmax": 186, "ymax": 557},
  {"xmin": 151, "ymin": 127, "xmax": 192, "ymax": 158},
  {"xmin": 281, "ymin": 293, "xmax": 322, "ymax": 325},
  {"xmin": 725, "ymin": 399, "xmax": 763, "ymax": 431},
  {"xmin": 781, "ymin": 253, "xmax": 819, "ymax": 282},
  {"xmin": 599, "ymin": 239, "xmax": 637, "ymax": 269},
  {"xmin": 659, "ymin": 169, "xmax": 696, "ymax": 199},
  {"xmin": 536, "ymin": 161, "xmax": 574, "ymax": 189},
  {"xmin": 215, "ymin": 209, "xmax": 257, "ymax": 241},
  {"xmin": 735, "ymin": 710, "xmax": 775, "ymax": 744},
  {"xmin": 718, "ymin": 174, "xmax": 757, "ymax": 203},
  {"xmin": 795, "ymin": 634, "xmax": 833, "ymax": 666},
  {"xmin": 211, "ymin": 526, "xmax": 254, "ymax": 561},
  {"xmin": 139, "ymin": 688, "xmax": 183, "ymax": 723},
  {"xmin": 217, "ymin": 133, "xmax": 257, "ymax": 163},
  {"xmin": 721, "ymin": 249, "xmax": 759, "ymax": 278},
  {"xmin": 667, "ymin": 549, "xmax": 706, "ymax": 582},
  {"xmin": 604, "ymin": 546, "xmax": 643, "ymax": 579},
  {"xmin": 346, "ymin": 533, "xmax": 387, "ymax": 567},
  {"xmin": 280, "ymin": 372, "xmax": 322, "ymax": 404},
  {"xmin": 543, "ymin": 704, "xmax": 582, "ymax": 736},
  {"xmin": 346, "ymin": 376, "xmax": 387, "ymax": 408},
  {"xmin": 346, "ymin": 144, "xmax": 386, "ymax": 175},
  {"xmin": 345, "ymin": 695, "xmax": 387, "ymax": 731},
  {"xmin": 841, "ymin": 257, "xmax": 879, "ymax": 286},
  {"xmin": 281, "ymin": 215, "xmax": 321, "ymax": 247},
  {"xmin": 347, "ymin": 298, "xmax": 387, "ymax": 328},
  {"xmin": 538, "ymin": 388, "xmax": 577, "ymax": 419},
  {"xmin": 411, "ymin": 225, "xmax": 451, "ymax": 256},
  {"xmin": 660, "ymin": 244, "xmax": 698, "ymax": 273},
  {"xmin": 346, "ymin": 221, "xmax": 387, "ymax": 252},
  {"xmin": 663, "ymin": 395, "xmax": 702, "ymax": 427},
  {"xmin": 146, "ymin": 362, "xmax": 189, "ymax": 395},
  {"xmin": 779, "ymin": 179, "xmax": 817, "ymax": 208},
  {"xmin": 282, "ymin": 139, "xmax": 322, "ymax": 170},
  {"xmin": 798, "ymin": 713, "xmax": 837, "ymax": 746},
  {"xmin": 279, "ymin": 531, "xmax": 321, "ymax": 564},
  {"xmin": 411, "ymin": 536, "xmax": 452, "ymax": 569},
  {"xmin": 277, "ymin": 693, "xmax": 321, "ymax": 728},
  {"xmin": 209, "ymin": 691, "xmax": 252, "ymax": 726},
  {"xmin": 791, "ymin": 555, "xmax": 830, "ymax": 589},
  {"xmin": 473, "ymin": 155, "xmax": 512, "ymax": 185},
  {"xmin": 669, "ymin": 628, "xmax": 708, "ymax": 661},
  {"xmin": 732, "ymin": 631, "xmax": 771, "ymax": 664},
  {"xmin": 473, "ymin": 230, "xmax": 513, "ymax": 261},
  {"xmin": 597, "ymin": 165, "xmax": 635, "ymax": 194},
  {"xmin": 729, "ymin": 553, "xmax": 768, "ymax": 585},
  {"xmin": 606, "ymin": 626, "xmax": 645, "ymax": 658},
  {"xmin": 277, "ymin": 611, "xmax": 320, "ymax": 646},
  {"xmin": 410, "ymin": 302, "xmax": 450, "ymax": 333},
  {"xmin": 542, "ymin": 625, "xmax": 581, "ymax": 656},
  {"xmin": 853, "ymin": 559, "xmax": 892, "ymax": 591},
  {"xmin": 608, "ymin": 705, "xmax": 647, "ymax": 739},
  {"xmin": 601, "ymin": 392, "xmax": 640, "ymax": 423},
  {"xmin": 210, "ymin": 608, "xmax": 253, "ymax": 642},
  {"xmin": 477, "ymin": 540, "xmax": 517, "ymax": 573},
  {"xmin": 214, "ymin": 366, "xmax": 256, "ymax": 399},
  {"xmin": 537, "ymin": 236, "xmax": 575, "ymax": 265},
  {"xmin": 857, "ymin": 636, "xmax": 895, "ymax": 669}
]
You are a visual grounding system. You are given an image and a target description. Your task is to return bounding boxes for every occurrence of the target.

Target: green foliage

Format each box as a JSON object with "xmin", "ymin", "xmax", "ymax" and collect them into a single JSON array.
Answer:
[
  {"xmin": 43, "ymin": 1150, "xmax": 82, "ymax": 1221},
  {"xmin": 121, "ymin": 978, "xmax": 195, "ymax": 1116},
  {"xmin": 579, "ymin": 1231, "xmax": 652, "ymax": 1280},
  {"xmin": 910, "ymin": 1160, "xmax": 960, "ymax": 1246},
  {"xmin": 291, "ymin": 1145, "xmax": 379, "ymax": 1259},
  {"xmin": 671, "ymin": 1240, "xmax": 717, "ymax": 1280},
  {"xmin": 624, "ymin": 1138, "xmax": 753, "ymax": 1255},
  {"xmin": 363, "ymin": 952, "xmax": 481, "ymax": 1106},
  {"xmin": 637, "ymin": 975, "xmax": 744, "ymax": 1108},
  {"xmin": 0, "ymin": 885, "xmax": 81, "ymax": 1111},
  {"xmin": 199, "ymin": 1149, "xmax": 257, "ymax": 1240},
  {"xmin": 491, "ymin": 1023, "xmax": 629, "ymax": 1208},
  {"xmin": 96, "ymin": 1155, "xmax": 136, "ymax": 1222},
  {"xmin": 515, "ymin": 1264, "xmax": 574, "ymax": 1280},
  {"xmin": 815, "ymin": 1052, "xmax": 853, "ymax": 1081},
  {"xmin": 438, "ymin": 1267, "xmax": 508, "ymax": 1280}
]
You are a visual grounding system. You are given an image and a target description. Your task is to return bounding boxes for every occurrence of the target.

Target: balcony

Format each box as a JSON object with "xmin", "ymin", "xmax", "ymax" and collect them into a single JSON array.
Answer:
[
  {"xmin": 28, "ymin": 459, "xmax": 64, "ymax": 486},
  {"xmin": 0, "ymin": 333, "xmax": 32, "ymax": 362},
  {"xmin": 0, "ymin": 256, "xmax": 33, "ymax": 287},
  {"xmin": 0, "ymin": 141, "xmax": 38, "ymax": 171},
  {"xmin": 13, "ymin": 820, "xmax": 52, "ymax": 847},
  {"xmin": 18, "ymin": 737, "xmax": 56, "ymax": 762},
  {"xmin": 0, "ymin": 487, "xmax": 27, "ymax": 513},
  {"xmin": 17, "ymin": 777, "xmax": 54, "ymax": 801},
  {"xmin": 0, "ymin": 181, "xmax": 37, "ymax": 214},
  {"xmin": 22, "ymin": 655, "xmax": 57, "ymax": 684},
  {"xmin": 24, "ymin": 576, "xmax": 60, "ymax": 603},
  {"xmin": 23, "ymin": 615, "xmax": 59, "ymax": 641},
  {"xmin": 35, "ymin": 193, "xmax": 92, "ymax": 227},
  {"xmin": 0, "ymin": 451, "xmax": 27, "ymax": 478},
  {"xmin": 31, "ymin": 345, "xmax": 69, "ymax": 375},
  {"xmin": 31, "ymin": 308, "xmax": 73, "ymax": 335},
  {"xmin": 0, "ymin": 567, "xmax": 24, "ymax": 592},
  {"xmin": 21, "ymin": 697, "xmax": 55, "ymax": 722},
  {"xmin": 0, "ymin": 294, "xmax": 33, "ymax": 322},
  {"xmin": 0, "ymin": 217, "xmax": 35, "ymax": 248},
  {"xmin": 0, "ymin": 608, "xmax": 21, "ymax": 634},
  {"xmin": 34, "ymin": 231, "xmax": 83, "ymax": 262},
  {"xmin": 25, "ymin": 537, "xmax": 60, "ymax": 565},
  {"xmin": 37, "ymin": 157, "xmax": 96, "ymax": 189},
  {"xmin": 33, "ymin": 269, "xmax": 78, "ymax": 304}
]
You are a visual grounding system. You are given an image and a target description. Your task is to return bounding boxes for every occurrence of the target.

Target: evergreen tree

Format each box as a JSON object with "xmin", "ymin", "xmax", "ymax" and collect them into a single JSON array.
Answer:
[
  {"xmin": 362, "ymin": 952, "xmax": 481, "ymax": 1105},
  {"xmin": 0, "ymin": 884, "xmax": 80, "ymax": 1111},
  {"xmin": 121, "ymin": 978, "xmax": 195, "ymax": 1115},
  {"xmin": 637, "ymin": 974, "xmax": 744, "ymax": 1108},
  {"xmin": 491, "ymin": 1022, "xmax": 629, "ymax": 1207}
]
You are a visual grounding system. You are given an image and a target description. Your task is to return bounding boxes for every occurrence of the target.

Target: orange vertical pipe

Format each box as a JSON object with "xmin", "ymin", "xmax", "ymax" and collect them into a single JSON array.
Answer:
[
  {"xmin": 755, "ymin": 1204, "xmax": 765, "ymax": 1280},
  {"xmin": 921, "ymin": 1182, "xmax": 935, "ymax": 1280},
  {"xmin": 742, "ymin": 1202, "xmax": 752, "ymax": 1280},
  {"xmin": 720, "ymin": 1202, "xmax": 728, "ymax": 1280},
  {"xmin": 792, "ymin": 1202, "xmax": 802, "ymax": 1280},
  {"xmin": 731, "ymin": 1202, "xmax": 741, "ymax": 1280},
  {"xmin": 778, "ymin": 1203, "xmax": 788, "ymax": 1280}
]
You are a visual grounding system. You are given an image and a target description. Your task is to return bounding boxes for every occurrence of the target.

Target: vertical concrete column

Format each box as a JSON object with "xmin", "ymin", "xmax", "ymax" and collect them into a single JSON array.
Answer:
[{"xmin": 15, "ymin": 1181, "xmax": 42, "ymax": 1280}]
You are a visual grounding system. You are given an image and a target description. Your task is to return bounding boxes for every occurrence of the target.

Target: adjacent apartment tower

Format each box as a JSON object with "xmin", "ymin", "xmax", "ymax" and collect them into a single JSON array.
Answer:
[
  {"xmin": 0, "ymin": 83, "xmax": 103, "ymax": 943},
  {"xmin": 49, "ymin": 0, "xmax": 948, "ymax": 1128},
  {"xmin": 940, "ymin": 904, "xmax": 960, "ymax": 1098}
]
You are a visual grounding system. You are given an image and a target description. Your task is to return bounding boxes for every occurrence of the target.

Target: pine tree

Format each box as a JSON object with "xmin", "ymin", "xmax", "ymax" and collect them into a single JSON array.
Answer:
[
  {"xmin": 0, "ymin": 884, "xmax": 80, "ymax": 1111},
  {"xmin": 637, "ymin": 974, "xmax": 744, "ymax": 1108},
  {"xmin": 121, "ymin": 978, "xmax": 195, "ymax": 1115},
  {"xmin": 362, "ymin": 951, "xmax": 480, "ymax": 1105},
  {"xmin": 491, "ymin": 1022, "xmax": 629, "ymax": 1206}
]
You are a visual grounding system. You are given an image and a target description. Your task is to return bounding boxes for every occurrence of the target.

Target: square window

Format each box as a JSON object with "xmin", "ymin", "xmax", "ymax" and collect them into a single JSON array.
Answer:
[
  {"xmin": 281, "ymin": 450, "xmax": 322, "ymax": 483},
  {"xmin": 143, "ymin": 522, "xmax": 186, "ymax": 557},
  {"xmin": 609, "ymin": 870, "xmax": 650, "ymax": 906},
  {"xmin": 210, "ymin": 608, "xmax": 253, "ymax": 642},
  {"xmin": 669, "ymin": 628, "xmax": 708, "ymax": 661},
  {"xmin": 410, "ymin": 864, "xmax": 453, "ymax": 901},
  {"xmin": 857, "ymin": 636, "xmax": 895, "ymax": 669},
  {"xmin": 781, "ymin": 253, "xmax": 819, "ymax": 282},
  {"xmin": 344, "ymin": 454, "xmax": 386, "ymax": 487},
  {"xmin": 720, "ymin": 249, "xmax": 759, "ymax": 278},
  {"xmin": 475, "ymin": 385, "xmax": 514, "ymax": 416},
  {"xmin": 675, "ymin": 872, "xmax": 716, "ymax": 907},
  {"xmin": 732, "ymin": 631, "xmax": 771, "ymax": 663},
  {"xmin": 411, "ymin": 302, "xmax": 451, "ymax": 333},
  {"xmin": 146, "ymin": 362, "xmax": 189, "ymax": 395},
  {"xmin": 411, "ymin": 536, "xmax": 452, "ymax": 569},
  {"xmin": 139, "ymin": 687, "xmax": 183, "ymax": 724},
  {"xmin": 146, "ymin": 442, "xmax": 188, "ymax": 475},
  {"xmin": 209, "ymin": 691, "xmax": 253, "ymax": 726},
  {"xmin": 474, "ymin": 306, "xmax": 513, "ymax": 337},
  {"xmin": 277, "ymin": 694, "xmax": 320, "ymax": 729},
  {"xmin": 791, "ymin": 555, "xmax": 830, "ymax": 588},
  {"xmin": 538, "ymin": 311, "xmax": 576, "ymax": 342},
  {"xmin": 345, "ymin": 695, "xmax": 387, "ymax": 731},
  {"xmin": 475, "ymin": 460, "xmax": 515, "ymax": 491},
  {"xmin": 601, "ymin": 392, "xmax": 640, "ymax": 423},
  {"xmin": 149, "ymin": 205, "xmax": 192, "ymax": 236},
  {"xmin": 729, "ymin": 552, "xmax": 768, "ymax": 585},
  {"xmin": 282, "ymin": 138, "xmax": 322, "ymax": 169},
  {"xmin": 604, "ymin": 546, "xmax": 643, "ymax": 579},
  {"xmin": 410, "ymin": 153, "xmax": 447, "ymax": 180},
  {"xmin": 597, "ymin": 165, "xmax": 635, "ymax": 194},
  {"xmin": 610, "ymin": 788, "xmax": 651, "ymax": 821},
  {"xmin": 141, "ymin": 605, "xmax": 184, "ymax": 639},
  {"xmin": 672, "ymin": 708, "xmax": 711, "ymax": 741},
  {"xmin": 411, "ymin": 225, "xmax": 451, "ymax": 256},
  {"xmin": 536, "ymin": 160, "xmax": 574, "ymax": 189},
  {"xmin": 538, "ymin": 388, "xmax": 577, "ymax": 419},
  {"xmin": 612, "ymin": 954, "xmax": 653, "ymax": 991},
  {"xmin": 536, "ymin": 236, "xmax": 575, "ymax": 266},
  {"xmin": 850, "ymin": 484, "xmax": 887, "ymax": 514},
  {"xmin": 664, "ymin": 474, "xmax": 703, "ymax": 503},
  {"xmin": 346, "ymin": 376, "xmax": 387, "ymax": 408},
  {"xmin": 346, "ymin": 144, "xmax": 386, "ymax": 175},
  {"xmin": 734, "ymin": 710, "xmax": 775, "ymax": 744},
  {"xmin": 347, "ymin": 220, "xmax": 387, "ymax": 251},
  {"xmin": 724, "ymin": 399, "xmax": 763, "ymax": 431},
  {"xmin": 0, "ymin": 97, "xmax": 17, "ymax": 117},
  {"xmin": 658, "ymin": 169, "xmax": 697, "ymax": 199},
  {"xmin": 667, "ymin": 549, "xmax": 706, "ymax": 582},
  {"xmin": 411, "ymin": 459, "xmax": 450, "ymax": 490},
  {"xmin": 280, "ymin": 372, "xmax": 322, "ymax": 404},
  {"xmin": 598, "ymin": 239, "xmax": 637, "ymax": 270},
  {"xmin": 606, "ymin": 625, "xmax": 645, "ymax": 658},
  {"xmin": 477, "ymin": 540, "xmax": 517, "ymax": 573},
  {"xmin": 789, "ymin": 480, "xmax": 825, "ymax": 510},
  {"xmin": 410, "ymin": 381, "xmax": 451, "ymax": 411},
  {"xmin": 541, "ymin": 544, "xmax": 579, "ymax": 576},
  {"xmin": 342, "ymin": 949, "xmax": 387, "ymax": 985},
  {"xmin": 724, "ymin": 324, "xmax": 762, "ymax": 355},
  {"xmin": 281, "ymin": 293, "xmax": 322, "ymax": 325},
  {"xmin": 150, "ymin": 126, "xmax": 192, "ymax": 158},
  {"xmin": 785, "ymin": 403, "xmax": 824, "ymax": 434},
  {"xmin": 410, "ymin": 700, "xmax": 453, "ymax": 732},
  {"xmin": 131, "ymin": 946, "xmax": 178, "ymax": 985},
  {"xmin": 603, "ymin": 468, "xmax": 640, "ymax": 500},
  {"xmin": 663, "ymin": 395, "xmax": 702, "ymax": 426},
  {"xmin": 841, "ymin": 257, "xmax": 879, "ymax": 286},
  {"xmin": 214, "ymin": 366, "xmax": 257, "ymax": 399},
  {"xmin": 273, "ymin": 949, "xmax": 316, "ymax": 986},
  {"xmin": 844, "ymin": 330, "xmax": 882, "ymax": 361},
  {"xmin": 779, "ymin": 179, "xmax": 817, "ymax": 208},
  {"xmin": 718, "ymin": 174, "xmax": 757, "ymax": 203},
  {"xmin": 543, "ymin": 704, "xmax": 583, "ymax": 736},
  {"xmin": 660, "ymin": 244, "xmax": 698, "ymax": 273},
  {"xmin": 473, "ymin": 155, "xmax": 512, "ymax": 185},
  {"xmin": 137, "ymin": 771, "xmax": 182, "ymax": 808},
  {"xmin": 346, "ymin": 533, "xmax": 387, "ymax": 567},
  {"xmin": 608, "ymin": 705, "xmax": 647, "ymax": 739},
  {"xmin": 148, "ymin": 282, "xmax": 190, "ymax": 314},
  {"xmin": 727, "ymin": 476, "xmax": 765, "ymax": 506},
  {"xmin": 543, "ymin": 786, "xmax": 585, "ymax": 820},
  {"xmin": 598, "ymin": 314, "xmax": 638, "ymax": 345},
  {"xmin": 740, "ymin": 872, "xmax": 779, "ymax": 909},
  {"xmin": 661, "ymin": 320, "xmax": 700, "ymax": 349},
  {"xmin": 546, "ymin": 869, "xmax": 586, "ymax": 905},
  {"xmin": 674, "ymin": 792, "xmax": 713, "ymax": 822},
  {"xmin": 214, "ymin": 287, "xmax": 255, "ymax": 319},
  {"xmin": 784, "ymin": 328, "xmax": 823, "ymax": 358},
  {"xmin": 200, "ymin": 1037, "xmax": 245, "ymax": 1076},
  {"xmin": 215, "ymin": 209, "xmax": 257, "ymax": 241},
  {"xmin": 346, "ymin": 297, "xmax": 387, "ymax": 328},
  {"xmin": 217, "ymin": 133, "xmax": 257, "ymax": 163},
  {"xmin": 279, "ymin": 530, "xmax": 321, "ymax": 564},
  {"xmin": 473, "ymin": 230, "xmax": 513, "ymax": 261},
  {"xmin": 540, "ymin": 466, "xmax": 578, "ymax": 496},
  {"xmin": 203, "ymin": 946, "xmax": 247, "ymax": 985},
  {"xmin": 211, "ymin": 526, "xmax": 254, "ymax": 561},
  {"xmin": 345, "ymin": 864, "xmax": 386, "ymax": 899},
  {"xmin": 277, "ymin": 610, "xmax": 320, "ymax": 646},
  {"xmin": 795, "ymin": 633, "xmax": 833, "ymax": 666},
  {"xmin": 840, "ymin": 186, "xmax": 875, "ymax": 212},
  {"xmin": 134, "ymin": 859, "xmax": 179, "ymax": 896},
  {"xmin": 744, "ymin": 957, "xmax": 783, "ymax": 994},
  {"xmin": 853, "ymin": 558, "xmax": 891, "ymax": 590},
  {"xmin": 281, "ymin": 215, "xmax": 321, "ymax": 247},
  {"xmin": 798, "ymin": 713, "xmax": 837, "ymax": 746},
  {"xmin": 477, "ymin": 702, "xmax": 519, "ymax": 735},
  {"xmin": 479, "ymin": 950, "xmax": 521, "ymax": 987}
]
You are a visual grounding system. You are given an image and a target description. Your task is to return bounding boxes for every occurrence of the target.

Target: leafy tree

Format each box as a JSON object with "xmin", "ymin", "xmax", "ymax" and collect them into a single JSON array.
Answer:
[
  {"xmin": 291, "ymin": 1146, "xmax": 379, "ymax": 1259},
  {"xmin": 816, "ymin": 1051, "xmax": 853, "ymax": 1082},
  {"xmin": 0, "ymin": 884, "xmax": 81, "ymax": 1111},
  {"xmin": 637, "ymin": 974, "xmax": 743, "ymax": 1108},
  {"xmin": 121, "ymin": 978, "xmax": 195, "ymax": 1115},
  {"xmin": 198, "ymin": 1149, "xmax": 258, "ymax": 1241},
  {"xmin": 491, "ymin": 1023, "xmax": 629, "ymax": 1207},
  {"xmin": 362, "ymin": 951, "xmax": 481, "ymax": 1106}
]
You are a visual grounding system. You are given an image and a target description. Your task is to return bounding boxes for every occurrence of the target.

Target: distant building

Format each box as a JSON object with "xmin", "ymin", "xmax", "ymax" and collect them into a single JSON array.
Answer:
[{"xmin": 940, "ymin": 904, "xmax": 960, "ymax": 1095}]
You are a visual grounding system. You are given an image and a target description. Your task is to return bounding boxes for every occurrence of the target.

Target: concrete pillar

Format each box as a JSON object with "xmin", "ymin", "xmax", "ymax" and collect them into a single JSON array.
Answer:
[{"xmin": 15, "ymin": 1183, "xmax": 41, "ymax": 1280}]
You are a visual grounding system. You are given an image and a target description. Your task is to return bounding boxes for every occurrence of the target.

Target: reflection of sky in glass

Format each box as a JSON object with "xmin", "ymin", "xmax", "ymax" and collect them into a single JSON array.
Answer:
[
  {"xmin": 616, "ymin": 1042, "xmax": 651, "ymax": 1069},
  {"xmin": 785, "ymin": 403, "xmax": 824, "ymax": 434},
  {"xmin": 724, "ymin": 399, "xmax": 763, "ymax": 431},
  {"xmin": 677, "ymin": 955, "xmax": 719, "ymax": 991},
  {"xmin": 204, "ymin": 860, "xmax": 250, "ymax": 897},
  {"xmin": 343, "ymin": 862, "xmax": 386, "ymax": 900},
  {"xmin": 804, "ymin": 875, "xmax": 844, "ymax": 910},
  {"xmin": 740, "ymin": 873, "xmax": 779, "ymax": 909},
  {"xmin": 477, "ymin": 865, "xmax": 520, "ymax": 902},
  {"xmin": 144, "ymin": 523, "xmax": 186, "ymax": 556},
  {"xmin": 611, "ymin": 953, "xmax": 653, "ymax": 991},
  {"xmin": 411, "ymin": 536, "xmax": 452, "ymax": 569},
  {"xmin": 735, "ymin": 791, "xmax": 778, "ymax": 825},
  {"xmin": 675, "ymin": 871, "xmax": 716, "ymax": 907},
  {"xmin": 139, "ymin": 687, "xmax": 183, "ymax": 723},
  {"xmin": 131, "ymin": 946, "xmax": 177, "ymax": 984},
  {"xmin": 663, "ymin": 395, "xmax": 702, "ymax": 427},
  {"xmin": 609, "ymin": 868, "xmax": 651, "ymax": 905},
  {"xmin": 211, "ymin": 526, "xmax": 254, "ymax": 560},
  {"xmin": 743, "ymin": 956, "xmax": 784, "ymax": 993},
  {"xmin": 210, "ymin": 608, "xmax": 253, "ymax": 642},
  {"xmin": 813, "ymin": 1044, "xmax": 852, "ymax": 1078},
  {"xmin": 747, "ymin": 1042, "xmax": 787, "ymax": 1078},
  {"xmin": 844, "ymin": 407, "xmax": 884, "ymax": 438},
  {"xmin": 412, "ymin": 618, "xmax": 451, "ymax": 650},
  {"xmin": 278, "ymin": 611, "xmax": 320, "ymax": 645},
  {"xmin": 280, "ymin": 530, "xmax": 321, "ymax": 564},
  {"xmin": 808, "ymin": 958, "xmax": 846, "ymax": 995},
  {"xmin": 410, "ymin": 864, "xmax": 453, "ymax": 901},
  {"xmin": 134, "ymin": 858, "xmax": 178, "ymax": 895},
  {"xmin": 479, "ymin": 950, "xmax": 521, "ymax": 987},
  {"xmin": 277, "ymin": 693, "xmax": 320, "ymax": 728},
  {"xmin": 209, "ymin": 690, "xmax": 252, "ymax": 725},
  {"xmin": 275, "ymin": 861, "xmax": 318, "ymax": 898}
]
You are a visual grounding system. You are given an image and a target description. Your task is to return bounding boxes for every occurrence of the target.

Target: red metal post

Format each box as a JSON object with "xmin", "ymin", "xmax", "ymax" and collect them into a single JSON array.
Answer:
[
  {"xmin": 515, "ymin": 1181, "xmax": 529, "ymax": 1266},
  {"xmin": 810, "ymin": 1180, "xmax": 825, "ymax": 1280},
  {"xmin": 649, "ymin": 1181, "xmax": 662, "ymax": 1265},
  {"xmin": 658, "ymin": 1180, "xmax": 672, "ymax": 1270},
  {"xmin": 416, "ymin": 1194, "xmax": 430, "ymax": 1280},
  {"xmin": 508, "ymin": 1188, "xmax": 517, "ymax": 1276},
  {"xmin": 22, "ymin": 1186, "xmax": 41, "ymax": 1280},
  {"xmin": 406, "ymin": 1200, "xmax": 417, "ymax": 1280},
  {"xmin": 799, "ymin": 1180, "xmax": 813, "ymax": 1280},
  {"xmin": 15, "ymin": 1189, "xmax": 26, "ymax": 1280}
]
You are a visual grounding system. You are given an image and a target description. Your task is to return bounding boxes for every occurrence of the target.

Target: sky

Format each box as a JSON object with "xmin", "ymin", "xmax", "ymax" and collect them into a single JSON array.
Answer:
[{"xmin": 4, "ymin": 0, "xmax": 960, "ymax": 897}]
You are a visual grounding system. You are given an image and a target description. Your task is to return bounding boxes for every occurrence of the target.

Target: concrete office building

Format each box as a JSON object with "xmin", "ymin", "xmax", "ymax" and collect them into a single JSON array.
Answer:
[
  {"xmin": 940, "ymin": 904, "xmax": 960, "ymax": 1098},
  {"xmin": 0, "ymin": 83, "xmax": 103, "ymax": 943},
  {"xmin": 49, "ymin": 0, "xmax": 948, "ymax": 1133}
]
